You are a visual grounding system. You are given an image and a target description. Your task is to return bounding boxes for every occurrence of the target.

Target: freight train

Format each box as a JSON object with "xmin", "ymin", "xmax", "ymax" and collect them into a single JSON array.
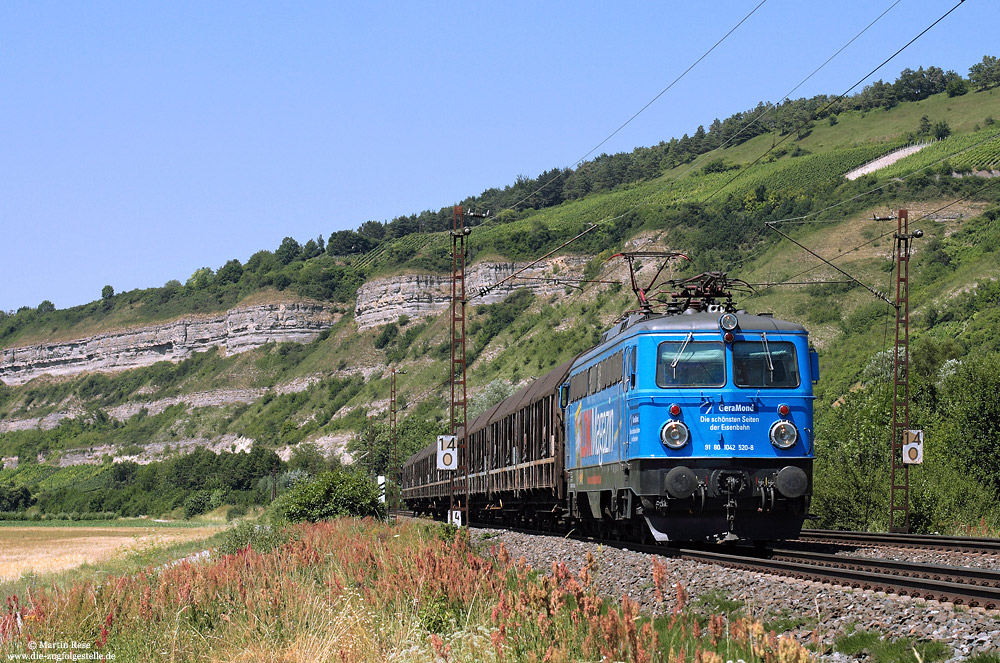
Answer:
[{"xmin": 401, "ymin": 269, "xmax": 817, "ymax": 543}]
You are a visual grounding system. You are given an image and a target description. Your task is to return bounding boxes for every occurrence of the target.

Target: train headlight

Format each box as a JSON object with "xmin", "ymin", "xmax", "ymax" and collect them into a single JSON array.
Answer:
[
  {"xmin": 661, "ymin": 421, "xmax": 690, "ymax": 449},
  {"xmin": 719, "ymin": 313, "xmax": 739, "ymax": 331},
  {"xmin": 769, "ymin": 421, "xmax": 798, "ymax": 449}
]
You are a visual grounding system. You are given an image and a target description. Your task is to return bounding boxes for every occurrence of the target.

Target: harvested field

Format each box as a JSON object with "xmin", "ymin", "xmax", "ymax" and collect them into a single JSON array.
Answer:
[{"xmin": 0, "ymin": 525, "xmax": 219, "ymax": 581}]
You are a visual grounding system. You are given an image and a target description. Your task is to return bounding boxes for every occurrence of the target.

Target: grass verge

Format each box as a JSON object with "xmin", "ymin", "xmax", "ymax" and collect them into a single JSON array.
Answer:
[{"xmin": 0, "ymin": 518, "xmax": 817, "ymax": 663}]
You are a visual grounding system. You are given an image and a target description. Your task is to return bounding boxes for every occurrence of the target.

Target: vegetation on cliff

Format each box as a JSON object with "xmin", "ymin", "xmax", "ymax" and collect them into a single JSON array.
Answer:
[{"xmin": 0, "ymin": 58, "xmax": 999, "ymax": 532}]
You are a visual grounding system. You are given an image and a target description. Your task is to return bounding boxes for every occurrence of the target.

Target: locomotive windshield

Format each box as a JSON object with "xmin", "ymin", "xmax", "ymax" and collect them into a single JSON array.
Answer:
[
  {"xmin": 733, "ymin": 340, "xmax": 799, "ymax": 388},
  {"xmin": 655, "ymin": 341, "xmax": 725, "ymax": 387}
]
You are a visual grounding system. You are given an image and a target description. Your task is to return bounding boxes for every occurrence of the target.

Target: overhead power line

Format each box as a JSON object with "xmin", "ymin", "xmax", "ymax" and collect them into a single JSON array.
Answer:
[
  {"xmin": 478, "ymin": 0, "xmax": 970, "ymax": 305},
  {"xmin": 765, "ymin": 222, "xmax": 896, "ymax": 307},
  {"xmin": 753, "ymin": 176, "xmax": 1000, "ymax": 299},
  {"xmin": 572, "ymin": 0, "xmax": 769, "ymax": 168},
  {"xmin": 769, "ymin": 129, "xmax": 1000, "ymax": 226},
  {"xmin": 702, "ymin": 0, "xmax": 969, "ymax": 204},
  {"xmin": 670, "ymin": 0, "xmax": 902, "ymax": 184},
  {"xmin": 728, "ymin": 129, "xmax": 1000, "ymax": 273},
  {"xmin": 501, "ymin": 1, "xmax": 770, "ymax": 215},
  {"xmin": 490, "ymin": 0, "xmax": 938, "ymax": 292}
]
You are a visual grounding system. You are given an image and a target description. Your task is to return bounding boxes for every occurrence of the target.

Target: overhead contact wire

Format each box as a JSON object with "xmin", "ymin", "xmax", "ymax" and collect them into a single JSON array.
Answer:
[
  {"xmin": 772, "ymin": 130, "xmax": 1000, "ymax": 226},
  {"xmin": 731, "ymin": 131, "xmax": 1000, "ymax": 275},
  {"xmin": 752, "ymin": 176, "xmax": 1000, "ymax": 299},
  {"xmin": 498, "ymin": 1, "xmax": 769, "ymax": 217},
  {"xmin": 482, "ymin": 0, "xmax": 969, "ymax": 305},
  {"xmin": 672, "ymin": 0, "xmax": 901, "ymax": 184},
  {"xmin": 702, "ymin": 0, "xmax": 968, "ymax": 204},
  {"xmin": 498, "ymin": 0, "xmax": 914, "ymax": 294}
]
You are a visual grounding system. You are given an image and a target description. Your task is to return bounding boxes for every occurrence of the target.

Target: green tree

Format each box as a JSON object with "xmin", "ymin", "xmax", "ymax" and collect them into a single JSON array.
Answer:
[
  {"xmin": 327, "ymin": 230, "xmax": 373, "ymax": 256},
  {"xmin": 289, "ymin": 441, "xmax": 327, "ymax": 476},
  {"xmin": 37, "ymin": 300, "xmax": 55, "ymax": 314},
  {"xmin": 468, "ymin": 379, "xmax": 517, "ymax": 421},
  {"xmin": 358, "ymin": 220, "xmax": 385, "ymax": 241},
  {"xmin": 933, "ymin": 121, "xmax": 951, "ymax": 140},
  {"xmin": 216, "ymin": 259, "xmax": 244, "ymax": 284},
  {"xmin": 812, "ymin": 384, "xmax": 889, "ymax": 531},
  {"xmin": 968, "ymin": 55, "xmax": 1000, "ymax": 91},
  {"xmin": 0, "ymin": 485, "xmax": 33, "ymax": 511},
  {"xmin": 245, "ymin": 250, "xmax": 278, "ymax": 273},
  {"xmin": 280, "ymin": 469, "xmax": 384, "ymax": 522},
  {"xmin": 186, "ymin": 267, "xmax": 215, "ymax": 289},
  {"xmin": 102, "ymin": 285, "xmax": 115, "ymax": 301},
  {"xmin": 301, "ymin": 238, "xmax": 322, "ymax": 260},
  {"xmin": 275, "ymin": 237, "xmax": 302, "ymax": 265},
  {"xmin": 933, "ymin": 355, "xmax": 1000, "ymax": 491},
  {"xmin": 945, "ymin": 77, "xmax": 968, "ymax": 97}
]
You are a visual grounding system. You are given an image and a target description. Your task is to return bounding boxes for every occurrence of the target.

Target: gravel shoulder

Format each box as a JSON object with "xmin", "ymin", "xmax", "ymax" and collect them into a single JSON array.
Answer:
[{"xmin": 472, "ymin": 527, "xmax": 1000, "ymax": 661}]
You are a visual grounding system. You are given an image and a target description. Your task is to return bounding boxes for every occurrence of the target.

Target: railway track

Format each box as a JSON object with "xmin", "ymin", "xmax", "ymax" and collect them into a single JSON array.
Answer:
[
  {"xmin": 501, "ymin": 523, "xmax": 1000, "ymax": 609},
  {"xmin": 670, "ymin": 547, "xmax": 1000, "ymax": 610},
  {"xmin": 399, "ymin": 513, "xmax": 1000, "ymax": 609},
  {"xmin": 798, "ymin": 528, "xmax": 1000, "ymax": 554}
]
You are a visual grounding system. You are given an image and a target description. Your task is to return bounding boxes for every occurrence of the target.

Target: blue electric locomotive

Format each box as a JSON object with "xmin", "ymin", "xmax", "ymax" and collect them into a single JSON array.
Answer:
[
  {"xmin": 401, "ymin": 269, "xmax": 817, "ymax": 543},
  {"xmin": 564, "ymin": 307, "xmax": 816, "ymax": 542}
]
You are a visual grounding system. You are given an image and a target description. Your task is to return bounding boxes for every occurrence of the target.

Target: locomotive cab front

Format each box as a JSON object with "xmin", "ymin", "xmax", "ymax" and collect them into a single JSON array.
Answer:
[
  {"xmin": 639, "ymin": 312, "xmax": 815, "ymax": 542},
  {"xmin": 564, "ymin": 308, "xmax": 816, "ymax": 544}
]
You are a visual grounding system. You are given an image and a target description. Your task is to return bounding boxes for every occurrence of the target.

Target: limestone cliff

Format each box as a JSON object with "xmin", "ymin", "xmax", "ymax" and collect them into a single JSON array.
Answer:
[
  {"xmin": 354, "ymin": 257, "xmax": 589, "ymax": 329},
  {"xmin": 0, "ymin": 302, "xmax": 337, "ymax": 386}
]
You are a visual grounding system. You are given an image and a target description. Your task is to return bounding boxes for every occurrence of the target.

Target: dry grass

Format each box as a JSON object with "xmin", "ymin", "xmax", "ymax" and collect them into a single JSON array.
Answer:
[
  {"xmin": 1, "ymin": 519, "xmax": 817, "ymax": 663},
  {"xmin": 0, "ymin": 526, "xmax": 220, "ymax": 581}
]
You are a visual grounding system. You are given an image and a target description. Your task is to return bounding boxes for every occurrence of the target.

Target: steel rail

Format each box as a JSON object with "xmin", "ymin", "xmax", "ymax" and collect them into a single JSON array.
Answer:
[
  {"xmin": 468, "ymin": 519, "xmax": 1000, "ymax": 609},
  {"xmin": 769, "ymin": 548, "xmax": 1000, "ymax": 589},
  {"xmin": 670, "ymin": 547, "xmax": 1000, "ymax": 610},
  {"xmin": 400, "ymin": 515, "xmax": 1000, "ymax": 608},
  {"xmin": 799, "ymin": 529, "xmax": 1000, "ymax": 554}
]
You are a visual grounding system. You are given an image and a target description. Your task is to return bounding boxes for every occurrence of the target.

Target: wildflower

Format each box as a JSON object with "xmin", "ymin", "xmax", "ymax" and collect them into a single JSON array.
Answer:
[
  {"xmin": 497, "ymin": 542, "xmax": 511, "ymax": 567},
  {"xmin": 429, "ymin": 633, "xmax": 450, "ymax": 661},
  {"xmin": 776, "ymin": 635, "xmax": 811, "ymax": 663},
  {"xmin": 95, "ymin": 611, "xmax": 113, "ymax": 650},
  {"xmin": 673, "ymin": 581, "xmax": 688, "ymax": 615},
  {"xmin": 490, "ymin": 628, "xmax": 505, "ymax": 657},
  {"xmin": 652, "ymin": 558, "xmax": 669, "ymax": 603},
  {"xmin": 708, "ymin": 613, "xmax": 725, "ymax": 645}
]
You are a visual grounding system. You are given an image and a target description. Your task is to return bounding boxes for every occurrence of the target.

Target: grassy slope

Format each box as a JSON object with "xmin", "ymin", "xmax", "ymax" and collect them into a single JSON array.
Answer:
[{"xmin": 1, "ymin": 88, "xmax": 998, "ymax": 459}]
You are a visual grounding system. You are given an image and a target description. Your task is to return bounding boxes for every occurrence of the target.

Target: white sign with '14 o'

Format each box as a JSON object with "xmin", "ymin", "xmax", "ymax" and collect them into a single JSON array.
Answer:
[{"xmin": 437, "ymin": 435, "xmax": 458, "ymax": 470}]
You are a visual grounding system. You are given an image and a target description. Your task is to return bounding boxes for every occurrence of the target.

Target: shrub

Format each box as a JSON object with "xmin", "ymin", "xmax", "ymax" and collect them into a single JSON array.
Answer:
[
  {"xmin": 183, "ymin": 490, "xmax": 212, "ymax": 519},
  {"xmin": 215, "ymin": 520, "xmax": 294, "ymax": 557},
  {"xmin": 374, "ymin": 323, "xmax": 399, "ymax": 349},
  {"xmin": 279, "ymin": 469, "xmax": 385, "ymax": 523}
]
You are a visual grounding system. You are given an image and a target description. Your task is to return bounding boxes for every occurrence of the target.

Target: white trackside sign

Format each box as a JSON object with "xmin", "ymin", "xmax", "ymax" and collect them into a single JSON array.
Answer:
[
  {"xmin": 437, "ymin": 435, "xmax": 458, "ymax": 470},
  {"xmin": 902, "ymin": 429, "xmax": 924, "ymax": 465}
]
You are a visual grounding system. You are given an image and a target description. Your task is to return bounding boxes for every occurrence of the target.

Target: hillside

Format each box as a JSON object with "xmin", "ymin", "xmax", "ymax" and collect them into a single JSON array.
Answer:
[{"xmin": 1, "ymin": 67, "xmax": 999, "ymax": 531}]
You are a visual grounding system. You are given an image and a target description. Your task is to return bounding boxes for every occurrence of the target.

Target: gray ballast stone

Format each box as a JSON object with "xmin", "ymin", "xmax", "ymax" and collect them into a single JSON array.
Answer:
[{"xmin": 473, "ymin": 527, "xmax": 1000, "ymax": 661}]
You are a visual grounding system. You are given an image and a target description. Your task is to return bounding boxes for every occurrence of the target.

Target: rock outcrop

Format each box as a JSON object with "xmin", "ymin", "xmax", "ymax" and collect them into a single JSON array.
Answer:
[
  {"xmin": 354, "ymin": 258, "xmax": 590, "ymax": 329},
  {"xmin": 0, "ymin": 303, "xmax": 337, "ymax": 386}
]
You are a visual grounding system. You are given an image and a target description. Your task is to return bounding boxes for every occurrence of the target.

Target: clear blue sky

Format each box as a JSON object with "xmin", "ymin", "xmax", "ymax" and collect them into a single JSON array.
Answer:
[{"xmin": 1, "ymin": 1, "xmax": 996, "ymax": 313}]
